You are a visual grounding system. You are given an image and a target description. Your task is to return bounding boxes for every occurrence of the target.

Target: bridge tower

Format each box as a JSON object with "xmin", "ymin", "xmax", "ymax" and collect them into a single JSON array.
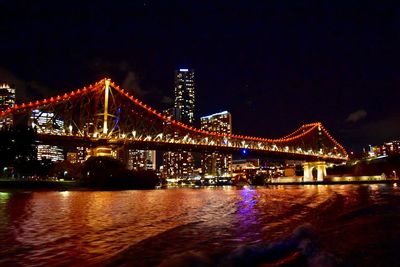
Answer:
[{"xmin": 103, "ymin": 79, "xmax": 111, "ymax": 135}]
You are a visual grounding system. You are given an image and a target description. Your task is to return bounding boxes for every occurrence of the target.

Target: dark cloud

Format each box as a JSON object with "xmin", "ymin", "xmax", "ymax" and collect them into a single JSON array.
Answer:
[
  {"xmin": 341, "ymin": 113, "xmax": 400, "ymax": 150},
  {"xmin": 346, "ymin": 109, "xmax": 367, "ymax": 123},
  {"xmin": 86, "ymin": 59, "xmax": 153, "ymax": 98},
  {"xmin": 363, "ymin": 115, "xmax": 400, "ymax": 143},
  {"xmin": 122, "ymin": 71, "xmax": 150, "ymax": 97}
]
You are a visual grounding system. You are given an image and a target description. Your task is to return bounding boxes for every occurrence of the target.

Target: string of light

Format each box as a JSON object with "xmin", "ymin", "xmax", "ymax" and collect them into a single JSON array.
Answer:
[{"xmin": 0, "ymin": 78, "xmax": 348, "ymax": 159}]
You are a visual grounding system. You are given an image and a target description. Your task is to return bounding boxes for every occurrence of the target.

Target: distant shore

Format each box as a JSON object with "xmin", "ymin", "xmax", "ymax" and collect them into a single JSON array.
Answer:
[
  {"xmin": 0, "ymin": 179, "xmax": 158, "ymax": 190},
  {"xmin": 0, "ymin": 177, "xmax": 398, "ymax": 191},
  {"xmin": 266, "ymin": 179, "xmax": 398, "ymax": 186},
  {"xmin": 0, "ymin": 179, "xmax": 82, "ymax": 190}
]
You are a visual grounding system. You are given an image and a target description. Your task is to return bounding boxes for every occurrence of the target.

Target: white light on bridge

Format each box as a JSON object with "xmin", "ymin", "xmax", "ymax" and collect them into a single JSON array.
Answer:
[{"xmin": 155, "ymin": 133, "xmax": 163, "ymax": 140}]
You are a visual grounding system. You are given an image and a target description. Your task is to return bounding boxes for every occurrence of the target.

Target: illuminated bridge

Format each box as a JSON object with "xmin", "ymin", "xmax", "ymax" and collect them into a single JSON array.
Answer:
[{"xmin": 0, "ymin": 79, "xmax": 348, "ymax": 180}]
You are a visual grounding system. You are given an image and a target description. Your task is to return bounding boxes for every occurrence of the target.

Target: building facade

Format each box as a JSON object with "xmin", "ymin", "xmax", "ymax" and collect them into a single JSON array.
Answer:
[
  {"xmin": 29, "ymin": 109, "xmax": 65, "ymax": 161},
  {"xmin": 200, "ymin": 111, "xmax": 232, "ymax": 177},
  {"xmin": 127, "ymin": 149, "xmax": 156, "ymax": 171},
  {"xmin": 30, "ymin": 109, "xmax": 64, "ymax": 134},
  {"xmin": 162, "ymin": 104, "xmax": 194, "ymax": 179},
  {"xmin": 0, "ymin": 83, "xmax": 16, "ymax": 128},
  {"xmin": 367, "ymin": 141, "xmax": 400, "ymax": 158},
  {"xmin": 161, "ymin": 69, "xmax": 197, "ymax": 179},
  {"xmin": 174, "ymin": 69, "xmax": 195, "ymax": 125},
  {"xmin": 37, "ymin": 144, "xmax": 64, "ymax": 162}
]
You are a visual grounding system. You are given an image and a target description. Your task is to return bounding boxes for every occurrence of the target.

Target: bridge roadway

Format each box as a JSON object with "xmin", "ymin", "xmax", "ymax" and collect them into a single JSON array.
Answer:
[{"xmin": 38, "ymin": 134, "xmax": 346, "ymax": 163}]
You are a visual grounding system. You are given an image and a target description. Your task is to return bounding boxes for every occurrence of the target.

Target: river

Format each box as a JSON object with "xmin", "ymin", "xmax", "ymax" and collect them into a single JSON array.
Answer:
[{"xmin": 1, "ymin": 184, "xmax": 400, "ymax": 266}]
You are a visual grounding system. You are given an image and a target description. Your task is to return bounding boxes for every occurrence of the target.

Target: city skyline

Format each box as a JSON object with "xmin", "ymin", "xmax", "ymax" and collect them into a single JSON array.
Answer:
[{"xmin": 0, "ymin": 1, "xmax": 398, "ymax": 152}]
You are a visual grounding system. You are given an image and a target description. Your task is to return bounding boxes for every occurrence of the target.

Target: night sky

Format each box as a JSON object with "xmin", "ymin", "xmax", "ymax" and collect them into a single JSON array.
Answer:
[{"xmin": 0, "ymin": 0, "xmax": 399, "ymax": 152}]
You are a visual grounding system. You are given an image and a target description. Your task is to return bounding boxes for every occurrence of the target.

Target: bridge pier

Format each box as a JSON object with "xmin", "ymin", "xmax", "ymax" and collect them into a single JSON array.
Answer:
[{"xmin": 303, "ymin": 161, "xmax": 327, "ymax": 182}]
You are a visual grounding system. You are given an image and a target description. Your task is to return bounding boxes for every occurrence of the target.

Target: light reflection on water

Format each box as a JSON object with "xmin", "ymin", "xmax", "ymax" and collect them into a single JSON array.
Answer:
[{"xmin": 0, "ymin": 184, "xmax": 399, "ymax": 266}]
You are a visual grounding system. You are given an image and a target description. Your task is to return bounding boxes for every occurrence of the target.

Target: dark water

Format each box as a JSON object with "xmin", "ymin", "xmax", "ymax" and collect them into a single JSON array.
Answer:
[{"xmin": 1, "ymin": 184, "xmax": 400, "ymax": 266}]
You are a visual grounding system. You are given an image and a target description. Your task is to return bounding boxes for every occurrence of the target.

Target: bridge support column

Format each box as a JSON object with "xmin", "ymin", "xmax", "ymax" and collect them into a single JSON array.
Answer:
[
  {"xmin": 316, "ymin": 161, "xmax": 327, "ymax": 182},
  {"xmin": 303, "ymin": 161, "xmax": 327, "ymax": 182},
  {"xmin": 303, "ymin": 162, "xmax": 313, "ymax": 182}
]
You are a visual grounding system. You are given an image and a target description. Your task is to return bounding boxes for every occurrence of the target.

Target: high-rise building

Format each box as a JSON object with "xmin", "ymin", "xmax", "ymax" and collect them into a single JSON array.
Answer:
[
  {"xmin": 162, "ymin": 149, "xmax": 194, "ymax": 179},
  {"xmin": 37, "ymin": 144, "xmax": 64, "ymax": 162},
  {"xmin": 127, "ymin": 150, "xmax": 156, "ymax": 171},
  {"xmin": 30, "ymin": 109, "xmax": 65, "ymax": 161},
  {"xmin": 200, "ymin": 111, "xmax": 232, "ymax": 177},
  {"xmin": 30, "ymin": 109, "xmax": 64, "ymax": 134},
  {"xmin": 174, "ymin": 69, "xmax": 195, "ymax": 125},
  {"xmin": 0, "ymin": 83, "xmax": 16, "ymax": 128},
  {"xmin": 161, "ymin": 107, "xmax": 194, "ymax": 179}
]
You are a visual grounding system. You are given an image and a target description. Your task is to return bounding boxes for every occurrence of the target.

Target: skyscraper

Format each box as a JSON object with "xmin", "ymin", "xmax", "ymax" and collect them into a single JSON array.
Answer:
[
  {"xmin": 161, "ymin": 108, "xmax": 194, "ymax": 179},
  {"xmin": 174, "ymin": 69, "xmax": 195, "ymax": 125},
  {"xmin": 0, "ymin": 83, "xmax": 16, "ymax": 128},
  {"xmin": 162, "ymin": 69, "xmax": 196, "ymax": 179},
  {"xmin": 200, "ymin": 111, "xmax": 232, "ymax": 177},
  {"xmin": 127, "ymin": 150, "xmax": 156, "ymax": 171}
]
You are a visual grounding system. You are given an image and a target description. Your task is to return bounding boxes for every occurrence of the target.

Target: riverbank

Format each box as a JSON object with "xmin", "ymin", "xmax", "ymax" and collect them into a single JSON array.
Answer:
[
  {"xmin": 0, "ymin": 179, "xmax": 81, "ymax": 190},
  {"xmin": 0, "ymin": 177, "xmax": 398, "ymax": 190},
  {"xmin": 0, "ymin": 179, "xmax": 160, "ymax": 190},
  {"xmin": 267, "ymin": 175, "xmax": 399, "ymax": 186},
  {"xmin": 267, "ymin": 179, "xmax": 398, "ymax": 186}
]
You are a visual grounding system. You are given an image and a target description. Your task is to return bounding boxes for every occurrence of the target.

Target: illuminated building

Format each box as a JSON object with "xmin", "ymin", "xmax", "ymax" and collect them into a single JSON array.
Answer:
[
  {"xmin": 30, "ymin": 109, "xmax": 65, "ymax": 161},
  {"xmin": 162, "ymin": 149, "xmax": 194, "ymax": 179},
  {"xmin": 232, "ymin": 159, "xmax": 260, "ymax": 171},
  {"xmin": 200, "ymin": 111, "xmax": 232, "ymax": 177},
  {"xmin": 127, "ymin": 150, "xmax": 156, "ymax": 170},
  {"xmin": 66, "ymin": 147, "xmax": 86, "ymax": 163},
  {"xmin": 365, "ymin": 141, "xmax": 400, "ymax": 158},
  {"xmin": 87, "ymin": 146, "xmax": 116, "ymax": 158},
  {"xmin": 37, "ymin": 144, "xmax": 64, "ymax": 162},
  {"xmin": 161, "ymin": 69, "xmax": 196, "ymax": 179},
  {"xmin": 0, "ymin": 83, "xmax": 16, "ymax": 128},
  {"xmin": 30, "ymin": 109, "xmax": 64, "ymax": 134},
  {"xmin": 174, "ymin": 68, "xmax": 195, "ymax": 124},
  {"xmin": 382, "ymin": 141, "xmax": 400, "ymax": 156},
  {"xmin": 161, "ymin": 107, "xmax": 194, "ymax": 179}
]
